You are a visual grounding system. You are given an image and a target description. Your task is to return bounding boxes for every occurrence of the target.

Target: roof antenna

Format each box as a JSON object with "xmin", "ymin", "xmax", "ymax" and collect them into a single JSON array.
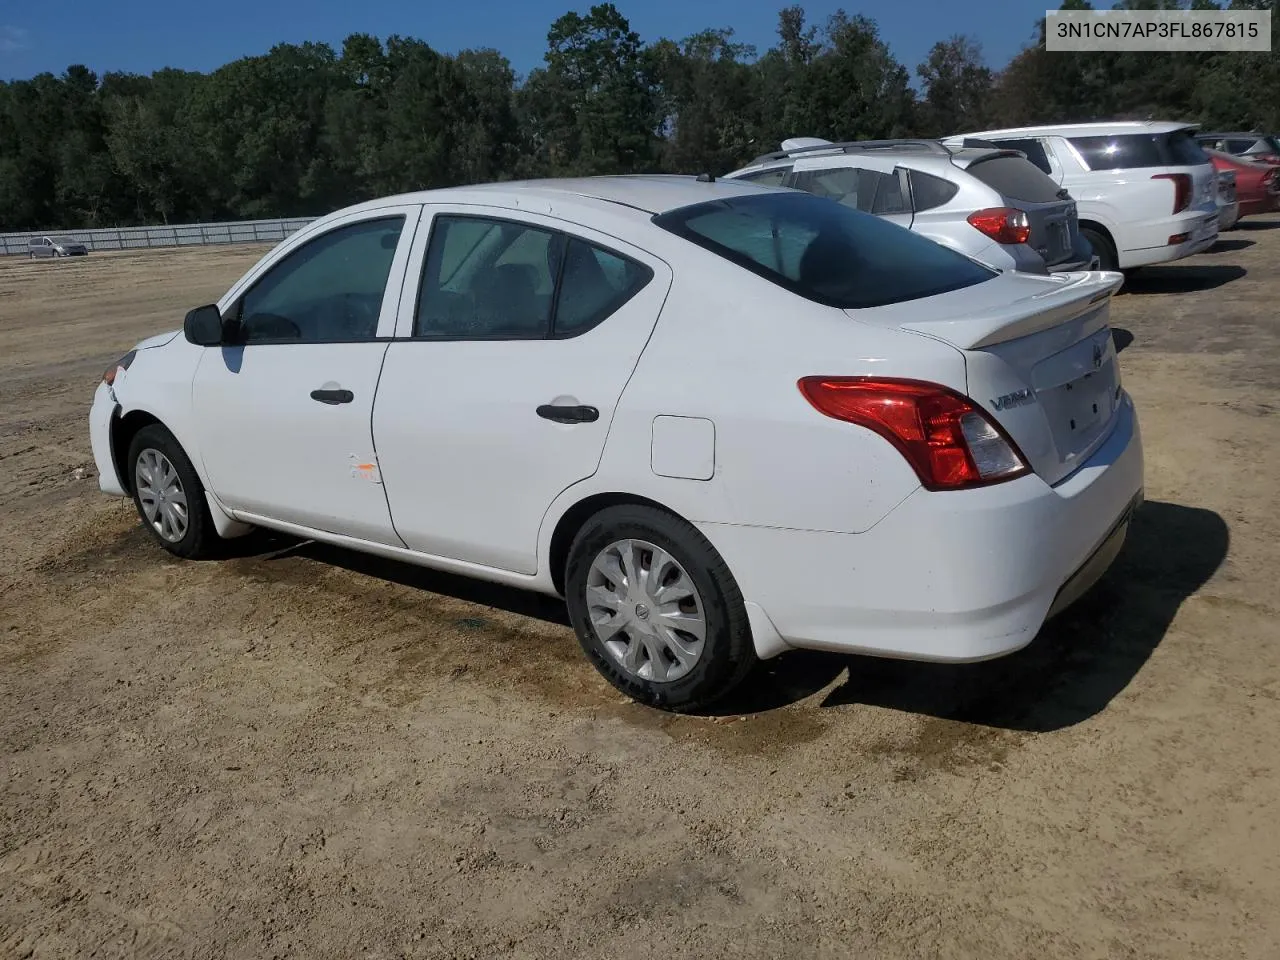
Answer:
[{"xmin": 695, "ymin": 172, "xmax": 715, "ymax": 182}]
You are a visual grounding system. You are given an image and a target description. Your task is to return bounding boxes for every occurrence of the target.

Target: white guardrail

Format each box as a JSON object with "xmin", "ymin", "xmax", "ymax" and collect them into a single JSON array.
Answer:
[{"xmin": 0, "ymin": 217, "xmax": 316, "ymax": 257}]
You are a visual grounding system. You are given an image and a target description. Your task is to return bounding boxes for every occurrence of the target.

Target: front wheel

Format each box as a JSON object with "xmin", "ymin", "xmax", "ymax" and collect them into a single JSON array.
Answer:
[
  {"xmin": 564, "ymin": 505, "xmax": 757, "ymax": 712},
  {"xmin": 127, "ymin": 424, "xmax": 221, "ymax": 559}
]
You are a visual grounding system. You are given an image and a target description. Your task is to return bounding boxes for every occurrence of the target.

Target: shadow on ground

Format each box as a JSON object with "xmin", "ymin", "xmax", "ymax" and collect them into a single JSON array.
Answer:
[
  {"xmin": 262, "ymin": 537, "xmax": 572, "ymax": 626},
  {"xmin": 225, "ymin": 501, "xmax": 1226, "ymax": 734},
  {"xmin": 1209, "ymin": 238, "xmax": 1256, "ymax": 253},
  {"xmin": 1112, "ymin": 327, "xmax": 1135, "ymax": 353},
  {"xmin": 1237, "ymin": 219, "xmax": 1280, "ymax": 231},
  {"xmin": 1122, "ymin": 265, "xmax": 1246, "ymax": 295},
  {"xmin": 716, "ymin": 500, "xmax": 1228, "ymax": 731}
]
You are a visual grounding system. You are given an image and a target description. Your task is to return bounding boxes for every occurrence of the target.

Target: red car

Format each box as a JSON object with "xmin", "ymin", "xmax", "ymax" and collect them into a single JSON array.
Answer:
[{"xmin": 1207, "ymin": 149, "xmax": 1280, "ymax": 221}]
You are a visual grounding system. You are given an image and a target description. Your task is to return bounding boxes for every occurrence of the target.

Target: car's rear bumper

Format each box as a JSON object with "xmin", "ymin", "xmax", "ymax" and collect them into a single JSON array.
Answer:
[
  {"xmin": 90, "ymin": 382, "xmax": 125, "ymax": 496},
  {"xmin": 701, "ymin": 394, "xmax": 1144, "ymax": 662}
]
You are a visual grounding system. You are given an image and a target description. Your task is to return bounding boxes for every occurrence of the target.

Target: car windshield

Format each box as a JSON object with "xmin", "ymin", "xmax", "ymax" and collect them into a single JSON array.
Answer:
[{"xmin": 652, "ymin": 191, "xmax": 996, "ymax": 310}]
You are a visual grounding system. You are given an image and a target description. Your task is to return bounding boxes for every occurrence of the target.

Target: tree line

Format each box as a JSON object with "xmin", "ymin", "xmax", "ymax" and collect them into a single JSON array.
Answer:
[{"xmin": 1, "ymin": 0, "xmax": 1276, "ymax": 232}]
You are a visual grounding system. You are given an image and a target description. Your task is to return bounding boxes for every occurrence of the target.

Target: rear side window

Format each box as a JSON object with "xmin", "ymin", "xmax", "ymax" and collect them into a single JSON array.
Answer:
[
  {"xmin": 1070, "ymin": 131, "xmax": 1207, "ymax": 170},
  {"xmin": 1164, "ymin": 130, "xmax": 1208, "ymax": 165},
  {"xmin": 735, "ymin": 165, "xmax": 792, "ymax": 187},
  {"xmin": 907, "ymin": 170, "xmax": 959, "ymax": 212},
  {"xmin": 652, "ymin": 191, "xmax": 995, "ymax": 310},
  {"xmin": 415, "ymin": 215, "xmax": 652, "ymax": 339},
  {"xmin": 417, "ymin": 217, "xmax": 563, "ymax": 338},
  {"xmin": 1227, "ymin": 138, "xmax": 1256, "ymax": 154},
  {"xmin": 554, "ymin": 239, "xmax": 653, "ymax": 337},
  {"xmin": 1070, "ymin": 135, "xmax": 1163, "ymax": 170},
  {"xmin": 990, "ymin": 137, "xmax": 1053, "ymax": 174},
  {"xmin": 967, "ymin": 155, "xmax": 1063, "ymax": 203},
  {"xmin": 791, "ymin": 167, "xmax": 875, "ymax": 211},
  {"xmin": 791, "ymin": 167, "xmax": 909, "ymax": 215}
]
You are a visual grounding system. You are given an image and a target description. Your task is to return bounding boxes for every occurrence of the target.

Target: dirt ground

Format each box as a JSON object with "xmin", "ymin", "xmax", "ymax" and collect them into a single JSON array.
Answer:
[{"xmin": 2, "ymin": 223, "xmax": 1279, "ymax": 960}]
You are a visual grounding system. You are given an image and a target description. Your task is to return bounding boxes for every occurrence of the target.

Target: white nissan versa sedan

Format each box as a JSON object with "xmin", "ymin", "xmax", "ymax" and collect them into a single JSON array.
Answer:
[{"xmin": 90, "ymin": 176, "xmax": 1144, "ymax": 712}]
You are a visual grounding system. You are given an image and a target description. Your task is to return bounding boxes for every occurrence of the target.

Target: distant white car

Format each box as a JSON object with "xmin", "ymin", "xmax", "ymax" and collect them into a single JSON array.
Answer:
[
  {"xmin": 89, "ymin": 176, "xmax": 1144, "ymax": 712},
  {"xmin": 723, "ymin": 137, "xmax": 1097, "ymax": 274},
  {"xmin": 944, "ymin": 121, "xmax": 1220, "ymax": 271}
]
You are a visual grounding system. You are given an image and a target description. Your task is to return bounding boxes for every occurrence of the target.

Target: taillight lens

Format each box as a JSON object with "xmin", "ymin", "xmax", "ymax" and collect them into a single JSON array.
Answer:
[
  {"xmin": 966, "ymin": 207, "xmax": 1031, "ymax": 245},
  {"xmin": 102, "ymin": 350, "xmax": 136, "ymax": 385},
  {"xmin": 797, "ymin": 377, "xmax": 1031, "ymax": 491},
  {"xmin": 1152, "ymin": 173, "xmax": 1192, "ymax": 213}
]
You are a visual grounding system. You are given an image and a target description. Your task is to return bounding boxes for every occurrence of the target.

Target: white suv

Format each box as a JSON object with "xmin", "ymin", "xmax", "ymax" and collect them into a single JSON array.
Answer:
[{"xmin": 944, "ymin": 122, "xmax": 1220, "ymax": 271}]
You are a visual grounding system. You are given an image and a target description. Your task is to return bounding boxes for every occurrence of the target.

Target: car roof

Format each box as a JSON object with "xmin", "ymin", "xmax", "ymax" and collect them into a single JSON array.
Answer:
[
  {"xmin": 334, "ymin": 175, "xmax": 777, "ymax": 219},
  {"xmin": 1197, "ymin": 131, "xmax": 1264, "ymax": 139},
  {"xmin": 952, "ymin": 120, "xmax": 1198, "ymax": 139}
]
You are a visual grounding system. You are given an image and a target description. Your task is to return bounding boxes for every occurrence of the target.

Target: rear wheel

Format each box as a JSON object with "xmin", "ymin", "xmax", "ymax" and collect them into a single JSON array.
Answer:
[
  {"xmin": 564, "ymin": 505, "xmax": 756, "ymax": 713},
  {"xmin": 127, "ymin": 424, "xmax": 221, "ymax": 559},
  {"xmin": 1080, "ymin": 227, "xmax": 1117, "ymax": 272}
]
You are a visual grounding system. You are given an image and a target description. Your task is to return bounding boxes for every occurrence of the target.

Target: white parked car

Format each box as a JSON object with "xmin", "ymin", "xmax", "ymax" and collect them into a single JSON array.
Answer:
[
  {"xmin": 90, "ymin": 177, "xmax": 1144, "ymax": 712},
  {"xmin": 944, "ymin": 122, "xmax": 1220, "ymax": 271},
  {"xmin": 723, "ymin": 138, "xmax": 1098, "ymax": 274}
]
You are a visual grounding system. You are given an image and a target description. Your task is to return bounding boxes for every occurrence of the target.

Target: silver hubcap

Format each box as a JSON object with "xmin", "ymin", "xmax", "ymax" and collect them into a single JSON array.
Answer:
[
  {"xmin": 135, "ymin": 448, "xmax": 188, "ymax": 544},
  {"xmin": 586, "ymin": 538, "xmax": 706, "ymax": 683}
]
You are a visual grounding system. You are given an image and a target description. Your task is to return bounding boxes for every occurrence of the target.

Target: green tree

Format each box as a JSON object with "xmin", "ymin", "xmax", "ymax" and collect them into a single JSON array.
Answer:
[
  {"xmin": 522, "ymin": 3, "xmax": 660, "ymax": 175},
  {"xmin": 916, "ymin": 36, "xmax": 992, "ymax": 136}
]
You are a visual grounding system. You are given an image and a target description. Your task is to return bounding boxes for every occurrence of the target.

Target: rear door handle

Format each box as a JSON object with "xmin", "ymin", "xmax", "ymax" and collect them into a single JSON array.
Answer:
[
  {"xmin": 310, "ymin": 388, "xmax": 354, "ymax": 405},
  {"xmin": 536, "ymin": 404, "xmax": 599, "ymax": 424}
]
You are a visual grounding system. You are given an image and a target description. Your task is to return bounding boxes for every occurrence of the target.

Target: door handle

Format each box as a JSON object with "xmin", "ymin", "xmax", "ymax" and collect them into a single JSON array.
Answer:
[
  {"xmin": 536, "ymin": 404, "xmax": 599, "ymax": 424},
  {"xmin": 310, "ymin": 388, "xmax": 354, "ymax": 405}
]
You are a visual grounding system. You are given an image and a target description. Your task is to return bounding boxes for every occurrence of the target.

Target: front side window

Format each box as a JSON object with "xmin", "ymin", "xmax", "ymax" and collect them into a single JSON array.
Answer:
[
  {"xmin": 415, "ymin": 215, "xmax": 653, "ymax": 339},
  {"xmin": 653, "ymin": 191, "xmax": 995, "ymax": 310},
  {"xmin": 237, "ymin": 216, "xmax": 405, "ymax": 343},
  {"xmin": 736, "ymin": 165, "xmax": 792, "ymax": 187}
]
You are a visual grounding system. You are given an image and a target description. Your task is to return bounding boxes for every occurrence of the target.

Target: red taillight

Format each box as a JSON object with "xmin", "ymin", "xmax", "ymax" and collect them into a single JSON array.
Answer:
[
  {"xmin": 1152, "ymin": 173, "xmax": 1192, "ymax": 214},
  {"xmin": 796, "ymin": 377, "xmax": 1031, "ymax": 491},
  {"xmin": 966, "ymin": 207, "xmax": 1031, "ymax": 245}
]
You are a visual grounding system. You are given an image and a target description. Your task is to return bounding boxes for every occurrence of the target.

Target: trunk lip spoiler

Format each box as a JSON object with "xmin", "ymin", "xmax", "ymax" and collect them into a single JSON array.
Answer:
[{"xmin": 895, "ymin": 272, "xmax": 1124, "ymax": 351}]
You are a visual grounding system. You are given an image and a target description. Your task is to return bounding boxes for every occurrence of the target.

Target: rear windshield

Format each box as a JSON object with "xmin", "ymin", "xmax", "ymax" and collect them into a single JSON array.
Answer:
[
  {"xmin": 652, "ymin": 192, "xmax": 995, "ymax": 310},
  {"xmin": 1070, "ymin": 130, "xmax": 1208, "ymax": 170},
  {"xmin": 967, "ymin": 155, "xmax": 1064, "ymax": 203}
]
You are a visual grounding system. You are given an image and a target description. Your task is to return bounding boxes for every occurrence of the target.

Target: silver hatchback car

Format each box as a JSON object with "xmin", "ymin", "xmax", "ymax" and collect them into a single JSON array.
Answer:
[
  {"xmin": 723, "ymin": 138, "xmax": 1097, "ymax": 274},
  {"xmin": 27, "ymin": 235, "xmax": 90, "ymax": 258}
]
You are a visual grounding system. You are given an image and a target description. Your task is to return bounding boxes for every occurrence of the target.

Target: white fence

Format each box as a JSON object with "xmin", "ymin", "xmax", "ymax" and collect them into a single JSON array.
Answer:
[{"xmin": 0, "ymin": 217, "xmax": 316, "ymax": 257}]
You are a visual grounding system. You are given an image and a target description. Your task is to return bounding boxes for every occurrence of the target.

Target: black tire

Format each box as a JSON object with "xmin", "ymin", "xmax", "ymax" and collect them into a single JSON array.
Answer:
[
  {"xmin": 126, "ymin": 424, "xmax": 221, "ymax": 559},
  {"xmin": 564, "ymin": 504, "xmax": 757, "ymax": 713},
  {"xmin": 1080, "ymin": 226, "xmax": 1117, "ymax": 272}
]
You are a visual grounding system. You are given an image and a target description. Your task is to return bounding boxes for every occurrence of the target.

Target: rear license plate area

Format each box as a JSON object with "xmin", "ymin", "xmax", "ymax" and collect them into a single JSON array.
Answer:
[{"xmin": 1062, "ymin": 375, "xmax": 1111, "ymax": 434}]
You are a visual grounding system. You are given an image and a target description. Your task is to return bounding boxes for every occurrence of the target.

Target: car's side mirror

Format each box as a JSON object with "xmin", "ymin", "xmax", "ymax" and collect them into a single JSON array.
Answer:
[{"xmin": 183, "ymin": 304, "xmax": 224, "ymax": 346}]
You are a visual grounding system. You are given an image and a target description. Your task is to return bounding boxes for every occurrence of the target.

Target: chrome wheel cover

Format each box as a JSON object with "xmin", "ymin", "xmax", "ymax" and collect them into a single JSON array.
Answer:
[
  {"xmin": 585, "ymin": 538, "xmax": 707, "ymax": 683},
  {"xmin": 135, "ymin": 448, "xmax": 189, "ymax": 544}
]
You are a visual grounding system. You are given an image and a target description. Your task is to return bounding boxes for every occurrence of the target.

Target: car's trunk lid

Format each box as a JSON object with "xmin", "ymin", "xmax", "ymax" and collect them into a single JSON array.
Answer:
[
  {"xmin": 962, "ymin": 152, "xmax": 1080, "ymax": 267},
  {"xmin": 848, "ymin": 270, "xmax": 1125, "ymax": 486}
]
